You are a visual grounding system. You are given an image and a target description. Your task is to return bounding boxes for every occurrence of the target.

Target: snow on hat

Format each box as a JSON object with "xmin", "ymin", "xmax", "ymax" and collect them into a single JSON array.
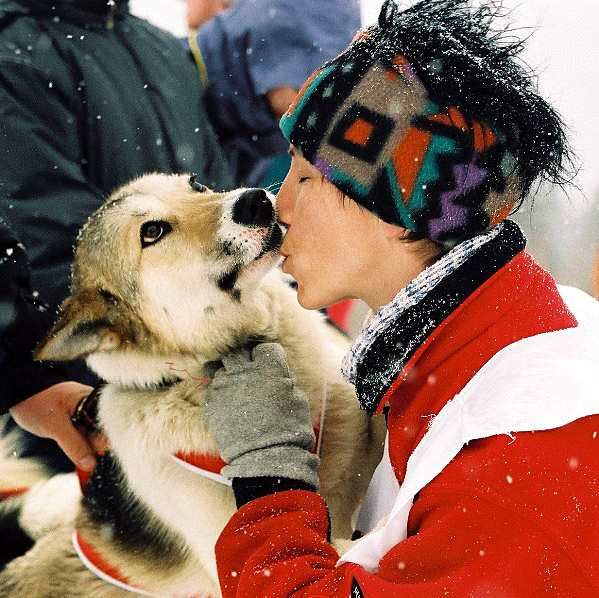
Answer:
[{"xmin": 280, "ymin": 0, "xmax": 568, "ymax": 247}]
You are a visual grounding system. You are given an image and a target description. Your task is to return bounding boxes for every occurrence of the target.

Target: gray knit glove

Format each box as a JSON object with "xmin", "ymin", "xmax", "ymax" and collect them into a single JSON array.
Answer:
[{"xmin": 203, "ymin": 342, "xmax": 319, "ymax": 490}]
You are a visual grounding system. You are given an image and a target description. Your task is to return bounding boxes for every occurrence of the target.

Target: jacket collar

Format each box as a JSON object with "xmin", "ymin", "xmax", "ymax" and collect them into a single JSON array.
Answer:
[{"xmin": 344, "ymin": 220, "xmax": 526, "ymax": 415}]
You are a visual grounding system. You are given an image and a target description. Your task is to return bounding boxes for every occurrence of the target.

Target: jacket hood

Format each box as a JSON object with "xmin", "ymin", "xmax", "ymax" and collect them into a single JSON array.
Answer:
[{"xmin": 0, "ymin": 0, "xmax": 129, "ymax": 27}]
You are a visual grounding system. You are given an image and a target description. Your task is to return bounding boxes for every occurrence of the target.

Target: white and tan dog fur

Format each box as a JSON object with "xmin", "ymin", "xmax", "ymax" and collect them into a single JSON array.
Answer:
[{"xmin": 0, "ymin": 174, "xmax": 384, "ymax": 597}]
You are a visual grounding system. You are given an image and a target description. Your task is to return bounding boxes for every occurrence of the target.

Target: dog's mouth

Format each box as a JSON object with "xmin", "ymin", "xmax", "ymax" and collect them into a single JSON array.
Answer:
[
  {"xmin": 214, "ymin": 189, "xmax": 282, "ymax": 299},
  {"xmin": 215, "ymin": 222, "xmax": 283, "ymax": 299},
  {"xmin": 255, "ymin": 223, "xmax": 283, "ymax": 261},
  {"xmin": 216, "ymin": 221, "xmax": 283, "ymax": 262}
]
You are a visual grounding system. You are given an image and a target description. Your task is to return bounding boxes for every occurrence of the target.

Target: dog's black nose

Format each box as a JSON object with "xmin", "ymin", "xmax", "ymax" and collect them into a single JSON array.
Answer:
[{"xmin": 232, "ymin": 189, "xmax": 274, "ymax": 227}]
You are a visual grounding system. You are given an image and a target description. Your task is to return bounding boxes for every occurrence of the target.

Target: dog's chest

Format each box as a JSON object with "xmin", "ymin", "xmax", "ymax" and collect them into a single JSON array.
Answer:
[{"xmin": 96, "ymin": 383, "xmax": 236, "ymax": 573}]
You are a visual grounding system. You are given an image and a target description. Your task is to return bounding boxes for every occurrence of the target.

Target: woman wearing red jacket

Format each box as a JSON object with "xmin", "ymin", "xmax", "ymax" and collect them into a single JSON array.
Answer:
[{"xmin": 202, "ymin": 1, "xmax": 599, "ymax": 595}]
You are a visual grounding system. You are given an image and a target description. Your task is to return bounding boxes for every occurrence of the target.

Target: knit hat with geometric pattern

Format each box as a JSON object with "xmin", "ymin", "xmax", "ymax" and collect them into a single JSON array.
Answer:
[{"xmin": 280, "ymin": 0, "xmax": 570, "ymax": 247}]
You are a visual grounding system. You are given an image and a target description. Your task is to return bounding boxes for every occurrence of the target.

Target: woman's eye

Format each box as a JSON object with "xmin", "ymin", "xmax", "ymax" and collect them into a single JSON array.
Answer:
[
  {"xmin": 140, "ymin": 220, "xmax": 172, "ymax": 248},
  {"xmin": 299, "ymin": 176, "xmax": 310, "ymax": 184}
]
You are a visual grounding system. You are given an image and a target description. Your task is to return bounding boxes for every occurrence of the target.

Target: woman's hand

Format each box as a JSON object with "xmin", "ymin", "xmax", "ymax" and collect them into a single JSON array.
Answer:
[{"xmin": 203, "ymin": 343, "xmax": 319, "ymax": 489}]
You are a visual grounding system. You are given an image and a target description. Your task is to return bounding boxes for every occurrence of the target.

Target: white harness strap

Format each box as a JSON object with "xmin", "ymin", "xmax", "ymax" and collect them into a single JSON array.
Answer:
[{"xmin": 340, "ymin": 286, "xmax": 599, "ymax": 573}]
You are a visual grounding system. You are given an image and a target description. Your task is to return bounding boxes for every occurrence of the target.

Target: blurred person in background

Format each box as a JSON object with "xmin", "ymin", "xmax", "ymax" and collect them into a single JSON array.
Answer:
[
  {"xmin": 185, "ymin": 0, "xmax": 361, "ymax": 188},
  {"xmin": 0, "ymin": 0, "xmax": 233, "ymax": 476},
  {"xmin": 0, "ymin": 214, "xmax": 83, "ymax": 470},
  {"xmin": 0, "ymin": 213, "xmax": 91, "ymax": 563}
]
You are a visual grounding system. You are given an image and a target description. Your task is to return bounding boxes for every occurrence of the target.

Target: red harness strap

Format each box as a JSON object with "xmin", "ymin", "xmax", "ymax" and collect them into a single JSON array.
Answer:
[
  {"xmin": 0, "ymin": 486, "xmax": 29, "ymax": 501},
  {"xmin": 173, "ymin": 419, "xmax": 323, "ymax": 486},
  {"xmin": 74, "ymin": 530, "xmax": 133, "ymax": 587},
  {"xmin": 173, "ymin": 451, "xmax": 227, "ymax": 476},
  {"xmin": 72, "ymin": 530, "xmax": 207, "ymax": 598}
]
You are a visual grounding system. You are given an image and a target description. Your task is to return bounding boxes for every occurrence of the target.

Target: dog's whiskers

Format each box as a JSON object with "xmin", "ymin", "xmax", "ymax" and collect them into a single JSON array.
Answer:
[
  {"xmin": 263, "ymin": 183, "xmax": 281, "ymax": 193},
  {"xmin": 165, "ymin": 361, "xmax": 209, "ymax": 389}
]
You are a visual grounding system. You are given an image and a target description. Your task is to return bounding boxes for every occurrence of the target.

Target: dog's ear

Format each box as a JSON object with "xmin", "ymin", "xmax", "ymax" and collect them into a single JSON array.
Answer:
[{"xmin": 35, "ymin": 289, "xmax": 125, "ymax": 362}]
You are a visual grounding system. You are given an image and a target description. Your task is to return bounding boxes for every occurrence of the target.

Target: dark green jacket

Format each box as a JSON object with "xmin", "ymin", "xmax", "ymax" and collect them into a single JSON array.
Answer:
[
  {"xmin": 0, "ymin": 0, "xmax": 233, "ymax": 409},
  {"xmin": 0, "ymin": 216, "xmax": 71, "ymax": 412}
]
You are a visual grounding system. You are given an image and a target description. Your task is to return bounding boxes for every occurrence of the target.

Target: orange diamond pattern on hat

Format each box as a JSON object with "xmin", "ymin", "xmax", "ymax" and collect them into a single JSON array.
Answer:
[{"xmin": 343, "ymin": 118, "xmax": 374, "ymax": 146}]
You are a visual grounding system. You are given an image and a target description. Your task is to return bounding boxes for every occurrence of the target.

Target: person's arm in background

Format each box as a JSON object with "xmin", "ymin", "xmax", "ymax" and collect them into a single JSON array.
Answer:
[
  {"xmin": 0, "ymin": 216, "xmax": 95, "ymax": 470},
  {"xmin": 0, "ymin": 51, "xmax": 103, "ymax": 469}
]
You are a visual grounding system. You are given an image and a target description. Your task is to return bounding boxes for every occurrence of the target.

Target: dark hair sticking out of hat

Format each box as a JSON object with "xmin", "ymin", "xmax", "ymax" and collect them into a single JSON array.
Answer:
[{"xmin": 280, "ymin": 0, "xmax": 572, "ymax": 247}]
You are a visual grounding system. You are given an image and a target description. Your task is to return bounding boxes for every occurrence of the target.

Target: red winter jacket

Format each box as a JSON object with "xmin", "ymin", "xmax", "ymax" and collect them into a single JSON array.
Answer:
[{"xmin": 215, "ymin": 226, "xmax": 599, "ymax": 597}]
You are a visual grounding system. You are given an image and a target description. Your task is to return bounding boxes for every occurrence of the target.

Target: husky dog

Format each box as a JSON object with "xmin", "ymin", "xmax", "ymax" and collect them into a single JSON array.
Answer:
[{"xmin": 0, "ymin": 174, "xmax": 385, "ymax": 597}]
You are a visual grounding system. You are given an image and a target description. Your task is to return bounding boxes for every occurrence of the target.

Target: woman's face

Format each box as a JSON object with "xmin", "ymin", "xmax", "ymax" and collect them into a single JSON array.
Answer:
[{"xmin": 277, "ymin": 150, "xmax": 397, "ymax": 311}]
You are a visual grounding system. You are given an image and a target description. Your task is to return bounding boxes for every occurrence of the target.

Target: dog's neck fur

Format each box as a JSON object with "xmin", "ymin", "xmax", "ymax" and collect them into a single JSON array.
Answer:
[
  {"xmin": 86, "ymin": 274, "xmax": 282, "ymax": 391},
  {"xmin": 87, "ymin": 351, "xmax": 188, "ymax": 390}
]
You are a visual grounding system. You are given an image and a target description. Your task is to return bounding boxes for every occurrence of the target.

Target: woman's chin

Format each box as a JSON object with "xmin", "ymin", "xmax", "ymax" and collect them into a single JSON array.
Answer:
[
  {"xmin": 295, "ymin": 286, "xmax": 315, "ymax": 310},
  {"xmin": 296, "ymin": 286, "xmax": 330, "ymax": 312}
]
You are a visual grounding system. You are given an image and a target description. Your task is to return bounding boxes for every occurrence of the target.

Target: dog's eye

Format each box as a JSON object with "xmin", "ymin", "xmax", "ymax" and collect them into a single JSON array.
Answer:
[
  {"xmin": 140, "ymin": 220, "xmax": 172, "ymax": 248},
  {"xmin": 189, "ymin": 174, "xmax": 207, "ymax": 193}
]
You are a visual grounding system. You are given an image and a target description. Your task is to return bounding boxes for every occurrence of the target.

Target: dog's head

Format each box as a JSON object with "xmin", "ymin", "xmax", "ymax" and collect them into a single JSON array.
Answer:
[{"xmin": 36, "ymin": 173, "xmax": 284, "ymax": 369}]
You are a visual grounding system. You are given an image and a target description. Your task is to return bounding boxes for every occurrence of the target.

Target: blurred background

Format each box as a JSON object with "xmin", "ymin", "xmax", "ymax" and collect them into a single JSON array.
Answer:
[{"xmin": 132, "ymin": 0, "xmax": 599, "ymax": 298}]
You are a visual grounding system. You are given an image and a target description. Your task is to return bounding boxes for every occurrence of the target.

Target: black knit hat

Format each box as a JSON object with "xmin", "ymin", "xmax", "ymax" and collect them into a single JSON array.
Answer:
[{"xmin": 280, "ymin": 0, "xmax": 569, "ymax": 246}]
